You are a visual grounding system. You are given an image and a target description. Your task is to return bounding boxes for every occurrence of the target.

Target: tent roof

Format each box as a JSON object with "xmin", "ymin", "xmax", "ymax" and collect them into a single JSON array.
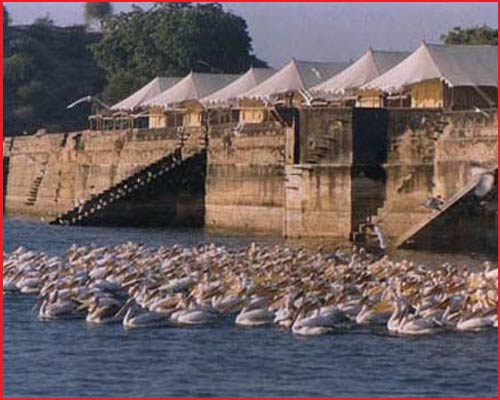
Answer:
[
  {"xmin": 240, "ymin": 59, "xmax": 351, "ymax": 99},
  {"xmin": 362, "ymin": 43, "xmax": 498, "ymax": 92},
  {"xmin": 111, "ymin": 77, "xmax": 181, "ymax": 110},
  {"xmin": 311, "ymin": 49, "xmax": 410, "ymax": 95},
  {"xmin": 201, "ymin": 67, "xmax": 276, "ymax": 104},
  {"xmin": 145, "ymin": 72, "xmax": 240, "ymax": 108}
]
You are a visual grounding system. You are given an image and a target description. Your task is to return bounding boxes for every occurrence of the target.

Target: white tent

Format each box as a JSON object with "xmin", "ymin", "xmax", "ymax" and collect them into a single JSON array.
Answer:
[
  {"xmin": 240, "ymin": 59, "xmax": 350, "ymax": 99},
  {"xmin": 362, "ymin": 43, "xmax": 498, "ymax": 92},
  {"xmin": 145, "ymin": 72, "xmax": 240, "ymax": 108},
  {"xmin": 201, "ymin": 67, "xmax": 276, "ymax": 105},
  {"xmin": 311, "ymin": 49, "xmax": 410, "ymax": 95},
  {"xmin": 111, "ymin": 77, "xmax": 181, "ymax": 110}
]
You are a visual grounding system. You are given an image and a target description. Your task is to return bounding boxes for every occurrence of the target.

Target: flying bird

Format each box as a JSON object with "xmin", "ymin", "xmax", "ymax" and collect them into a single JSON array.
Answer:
[{"xmin": 66, "ymin": 96, "xmax": 110, "ymax": 110}]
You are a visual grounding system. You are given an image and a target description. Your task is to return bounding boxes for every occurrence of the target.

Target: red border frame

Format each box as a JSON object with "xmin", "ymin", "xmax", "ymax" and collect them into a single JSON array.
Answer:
[{"xmin": 0, "ymin": 1, "xmax": 498, "ymax": 399}]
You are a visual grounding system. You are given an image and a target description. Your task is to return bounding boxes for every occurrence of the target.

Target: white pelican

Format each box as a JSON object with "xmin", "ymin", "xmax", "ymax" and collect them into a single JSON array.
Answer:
[
  {"xmin": 356, "ymin": 299, "xmax": 394, "ymax": 325},
  {"xmin": 123, "ymin": 300, "xmax": 172, "ymax": 329},
  {"xmin": 456, "ymin": 311, "xmax": 495, "ymax": 332}
]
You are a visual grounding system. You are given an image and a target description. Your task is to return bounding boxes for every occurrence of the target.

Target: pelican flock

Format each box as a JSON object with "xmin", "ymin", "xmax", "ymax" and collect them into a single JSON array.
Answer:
[{"xmin": 3, "ymin": 243, "xmax": 498, "ymax": 336}]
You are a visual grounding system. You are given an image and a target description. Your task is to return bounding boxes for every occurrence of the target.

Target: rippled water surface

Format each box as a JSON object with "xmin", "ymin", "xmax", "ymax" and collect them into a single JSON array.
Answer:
[{"xmin": 3, "ymin": 218, "xmax": 498, "ymax": 397}]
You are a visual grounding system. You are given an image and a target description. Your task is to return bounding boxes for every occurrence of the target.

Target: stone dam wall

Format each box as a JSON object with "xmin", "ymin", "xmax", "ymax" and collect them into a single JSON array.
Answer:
[
  {"xmin": 3, "ymin": 108, "xmax": 497, "ymax": 249},
  {"xmin": 206, "ymin": 122, "xmax": 285, "ymax": 234},
  {"xmin": 377, "ymin": 109, "xmax": 498, "ymax": 241},
  {"xmin": 3, "ymin": 128, "xmax": 205, "ymax": 225},
  {"xmin": 282, "ymin": 107, "xmax": 497, "ymax": 249}
]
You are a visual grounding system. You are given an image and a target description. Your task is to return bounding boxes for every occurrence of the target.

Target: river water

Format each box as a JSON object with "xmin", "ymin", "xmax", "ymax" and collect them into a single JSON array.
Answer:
[{"xmin": 3, "ymin": 217, "xmax": 498, "ymax": 397}]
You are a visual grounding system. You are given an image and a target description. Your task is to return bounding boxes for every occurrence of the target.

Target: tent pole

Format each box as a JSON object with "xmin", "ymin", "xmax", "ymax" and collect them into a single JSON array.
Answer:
[{"xmin": 451, "ymin": 85, "xmax": 454, "ymax": 110}]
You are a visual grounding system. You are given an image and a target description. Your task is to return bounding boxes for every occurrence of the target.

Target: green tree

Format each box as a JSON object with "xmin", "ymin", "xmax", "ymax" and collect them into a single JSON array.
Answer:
[
  {"xmin": 90, "ymin": 3, "xmax": 267, "ymax": 104},
  {"xmin": 3, "ymin": 23, "xmax": 106, "ymax": 135},
  {"xmin": 4, "ymin": 5, "xmax": 9, "ymax": 33},
  {"xmin": 84, "ymin": 2, "xmax": 113, "ymax": 30},
  {"xmin": 4, "ymin": 6, "xmax": 10, "ymax": 52},
  {"xmin": 441, "ymin": 25, "xmax": 498, "ymax": 45},
  {"xmin": 33, "ymin": 14, "xmax": 54, "ymax": 27}
]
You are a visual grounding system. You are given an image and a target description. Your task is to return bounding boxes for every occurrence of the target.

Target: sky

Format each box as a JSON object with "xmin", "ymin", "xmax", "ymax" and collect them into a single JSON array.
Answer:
[{"xmin": 4, "ymin": 2, "xmax": 498, "ymax": 68}]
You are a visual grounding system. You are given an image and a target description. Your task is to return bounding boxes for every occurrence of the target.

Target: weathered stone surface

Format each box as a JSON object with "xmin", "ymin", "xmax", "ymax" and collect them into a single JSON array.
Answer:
[
  {"xmin": 284, "ymin": 108, "xmax": 390, "ymax": 238},
  {"xmin": 205, "ymin": 122, "xmax": 285, "ymax": 234},
  {"xmin": 3, "ymin": 108, "xmax": 497, "ymax": 250},
  {"xmin": 298, "ymin": 108, "xmax": 353, "ymax": 164},
  {"xmin": 284, "ymin": 164, "xmax": 352, "ymax": 239},
  {"xmin": 377, "ymin": 109, "xmax": 498, "ymax": 240},
  {"xmin": 5, "ymin": 128, "xmax": 191, "ymax": 220}
]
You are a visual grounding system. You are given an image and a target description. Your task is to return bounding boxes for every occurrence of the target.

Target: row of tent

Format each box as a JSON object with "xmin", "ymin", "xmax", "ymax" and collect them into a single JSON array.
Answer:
[{"xmin": 111, "ymin": 42, "xmax": 498, "ymax": 111}]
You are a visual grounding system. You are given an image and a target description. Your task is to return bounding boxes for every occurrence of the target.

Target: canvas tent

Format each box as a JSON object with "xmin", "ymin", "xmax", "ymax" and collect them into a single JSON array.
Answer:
[
  {"xmin": 200, "ymin": 67, "xmax": 277, "ymax": 126},
  {"xmin": 144, "ymin": 72, "xmax": 240, "ymax": 128},
  {"xmin": 363, "ymin": 43, "xmax": 498, "ymax": 91},
  {"xmin": 361, "ymin": 43, "xmax": 498, "ymax": 109},
  {"xmin": 111, "ymin": 77, "xmax": 181, "ymax": 110},
  {"xmin": 145, "ymin": 72, "xmax": 240, "ymax": 108},
  {"xmin": 311, "ymin": 49, "xmax": 410, "ymax": 97},
  {"xmin": 201, "ymin": 67, "xmax": 276, "ymax": 105},
  {"xmin": 240, "ymin": 59, "xmax": 351, "ymax": 101}
]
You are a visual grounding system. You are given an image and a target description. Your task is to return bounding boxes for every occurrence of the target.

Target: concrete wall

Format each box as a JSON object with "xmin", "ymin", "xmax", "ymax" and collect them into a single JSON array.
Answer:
[
  {"xmin": 284, "ymin": 108, "xmax": 389, "ymax": 238},
  {"xmin": 284, "ymin": 164, "xmax": 352, "ymax": 239},
  {"xmin": 284, "ymin": 109, "xmax": 354, "ymax": 238},
  {"xmin": 73, "ymin": 151, "xmax": 206, "ymax": 227},
  {"xmin": 4, "ymin": 128, "xmax": 204, "ymax": 223},
  {"xmin": 283, "ymin": 107, "xmax": 497, "ymax": 242},
  {"xmin": 298, "ymin": 108, "xmax": 353, "ymax": 164},
  {"xmin": 205, "ymin": 122, "xmax": 285, "ymax": 234},
  {"xmin": 376, "ymin": 109, "xmax": 498, "ymax": 239},
  {"xmin": 4, "ymin": 108, "xmax": 496, "ymax": 247}
]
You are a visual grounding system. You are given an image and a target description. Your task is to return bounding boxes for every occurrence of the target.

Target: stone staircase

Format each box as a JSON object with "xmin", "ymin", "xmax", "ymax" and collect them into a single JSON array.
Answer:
[
  {"xmin": 306, "ymin": 136, "xmax": 336, "ymax": 164},
  {"xmin": 284, "ymin": 164, "xmax": 313, "ymax": 191},
  {"xmin": 391, "ymin": 171, "xmax": 495, "ymax": 249},
  {"xmin": 25, "ymin": 165, "xmax": 47, "ymax": 206},
  {"xmin": 50, "ymin": 148, "xmax": 205, "ymax": 226},
  {"xmin": 352, "ymin": 169, "xmax": 498, "ymax": 250}
]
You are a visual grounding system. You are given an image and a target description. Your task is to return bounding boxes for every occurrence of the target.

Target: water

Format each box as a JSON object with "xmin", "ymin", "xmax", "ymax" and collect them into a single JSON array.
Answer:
[{"xmin": 3, "ymin": 217, "xmax": 498, "ymax": 397}]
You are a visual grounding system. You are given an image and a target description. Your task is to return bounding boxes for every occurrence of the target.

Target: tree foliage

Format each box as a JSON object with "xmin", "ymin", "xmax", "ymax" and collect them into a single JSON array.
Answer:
[
  {"xmin": 4, "ymin": 5, "xmax": 10, "ymax": 33},
  {"xmin": 4, "ymin": 6, "xmax": 10, "ymax": 50},
  {"xmin": 441, "ymin": 25, "xmax": 498, "ymax": 45},
  {"xmin": 91, "ymin": 2, "xmax": 267, "ymax": 104},
  {"xmin": 3, "ymin": 3, "xmax": 266, "ymax": 134},
  {"xmin": 3, "ymin": 23, "xmax": 106, "ymax": 135},
  {"xmin": 84, "ymin": 2, "xmax": 113, "ymax": 29}
]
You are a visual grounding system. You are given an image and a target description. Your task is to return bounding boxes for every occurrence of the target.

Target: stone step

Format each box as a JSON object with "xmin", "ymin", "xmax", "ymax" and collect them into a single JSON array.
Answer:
[{"xmin": 50, "ymin": 149, "xmax": 202, "ymax": 226}]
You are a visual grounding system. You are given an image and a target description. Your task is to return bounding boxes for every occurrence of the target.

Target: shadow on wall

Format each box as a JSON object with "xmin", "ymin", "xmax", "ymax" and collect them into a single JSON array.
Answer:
[
  {"xmin": 73, "ymin": 151, "xmax": 207, "ymax": 228},
  {"xmin": 401, "ymin": 171, "xmax": 498, "ymax": 254}
]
